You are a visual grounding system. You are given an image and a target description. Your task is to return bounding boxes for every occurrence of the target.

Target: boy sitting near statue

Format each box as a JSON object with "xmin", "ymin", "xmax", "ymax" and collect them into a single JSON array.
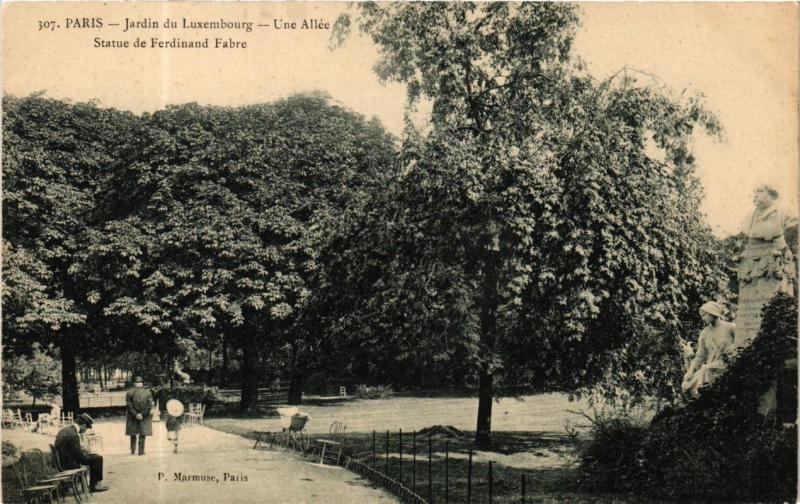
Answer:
[{"xmin": 682, "ymin": 301, "xmax": 736, "ymax": 398}]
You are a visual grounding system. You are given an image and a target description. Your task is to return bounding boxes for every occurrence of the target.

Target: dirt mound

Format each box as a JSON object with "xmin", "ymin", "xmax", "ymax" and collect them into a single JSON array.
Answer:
[{"xmin": 417, "ymin": 425, "xmax": 465, "ymax": 438}]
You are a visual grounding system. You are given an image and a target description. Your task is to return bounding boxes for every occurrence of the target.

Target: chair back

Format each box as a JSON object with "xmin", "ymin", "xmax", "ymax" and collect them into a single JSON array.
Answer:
[
  {"xmin": 49, "ymin": 444, "xmax": 65, "ymax": 472},
  {"xmin": 14, "ymin": 409, "xmax": 31, "ymax": 429},
  {"xmin": 60, "ymin": 411, "xmax": 74, "ymax": 425},
  {"xmin": 10, "ymin": 453, "xmax": 31, "ymax": 490},
  {"xmin": 23, "ymin": 449, "xmax": 51, "ymax": 480},
  {"xmin": 288, "ymin": 414, "xmax": 309, "ymax": 432},
  {"xmin": 277, "ymin": 407, "xmax": 299, "ymax": 429},
  {"xmin": 329, "ymin": 421, "xmax": 346, "ymax": 438}
]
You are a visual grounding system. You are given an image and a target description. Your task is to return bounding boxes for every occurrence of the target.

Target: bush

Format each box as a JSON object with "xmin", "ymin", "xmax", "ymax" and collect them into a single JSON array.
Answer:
[
  {"xmin": 577, "ymin": 295, "xmax": 797, "ymax": 501},
  {"xmin": 2, "ymin": 344, "xmax": 61, "ymax": 405},
  {"xmin": 152, "ymin": 384, "xmax": 217, "ymax": 410},
  {"xmin": 354, "ymin": 384, "xmax": 394, "ymax": 399},
  {"xmin": 573, "ymin": 408, "xmax": 648, "ymax": 491}
]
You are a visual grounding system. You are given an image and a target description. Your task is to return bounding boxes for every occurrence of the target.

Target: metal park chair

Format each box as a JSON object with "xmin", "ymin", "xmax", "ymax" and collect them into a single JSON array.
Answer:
[
  {"xmin": 183, "ymin": 403, "xmax": 206, "ymax": 426},
  {"xmin": 3, "ymin": 408, "xmax": 18, "ymax": 428},
  {"xmin": 49, "ymin": 444, "xmax": 91, "ymax": 501},
  {"xmin": 11, "ymin": 451, "xmax": 60, "ymax": 504},
  {"xmin": 28, "ymin": 447, "xmax": 90, "ymax": 503},
  {"xmin": 314, "ymin": 421, "xmax": 347, "ymax": 465},
  {"xmin": 81, "ymin": 431, "xmax": 104, "ymax": 452},
  {"xmin": 59, "ymin": 411, "xmax": 74, "ymax": 427},
  {"xmin": 253, "ymin": 408, "xmax": 311, "ymax": 452}
]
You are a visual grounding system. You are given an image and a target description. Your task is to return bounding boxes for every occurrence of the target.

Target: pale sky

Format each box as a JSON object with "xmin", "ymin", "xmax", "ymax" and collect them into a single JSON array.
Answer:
[{"xmin": 4, "ymin": 2, "xmax": 798, "ymax": 237}]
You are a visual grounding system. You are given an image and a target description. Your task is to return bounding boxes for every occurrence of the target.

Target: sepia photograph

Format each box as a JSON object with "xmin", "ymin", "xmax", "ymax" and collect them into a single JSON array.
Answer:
[{"xmin": 2, "ymin": 2, "xmax": 798, "ymax": 503}]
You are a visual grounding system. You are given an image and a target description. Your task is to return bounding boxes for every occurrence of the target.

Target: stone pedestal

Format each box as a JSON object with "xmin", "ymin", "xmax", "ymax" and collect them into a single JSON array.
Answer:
[{"xmin": 735, "ymin": 238, "xmax": 795, "ymax": 348}]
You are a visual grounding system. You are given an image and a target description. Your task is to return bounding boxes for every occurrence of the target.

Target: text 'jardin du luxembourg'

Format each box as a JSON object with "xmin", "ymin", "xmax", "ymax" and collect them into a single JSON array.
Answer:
[{"xmin": 36, "ymin": 16, "xmax": 332, "ymax": 50}]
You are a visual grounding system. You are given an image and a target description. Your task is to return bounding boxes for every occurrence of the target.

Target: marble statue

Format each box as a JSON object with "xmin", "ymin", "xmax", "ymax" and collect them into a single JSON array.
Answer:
[
  {"xmin": 735, "ymin": 185, "xmax": 797, "ymax": 349},
  {"xmin": 173, "ymin": 360, "xmax": 192, "ymax": 384},
  {"xmin": 682, "ymin": 301, "xmax": 736, "ymax": 398}
]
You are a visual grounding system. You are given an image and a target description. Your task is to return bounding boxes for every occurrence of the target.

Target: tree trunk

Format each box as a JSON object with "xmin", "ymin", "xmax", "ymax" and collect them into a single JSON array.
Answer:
[
  {"xmin": 99, "ymin": 365, "xmax": 106, "ymax": 391},
  {"xmin": 239, "ymin": 333, "xmax": 258, "ymax": 412},
  {"xmin": 287, "ymin": 342, "xmax": 303, "ymax": 405},
  {"xmin": 288, "ymin": 368, "xmax": 303, "ymax": 405},
  {"xmin": 474, "ymin": 237, "xmax": 499, "ymax": 449},
  {"xmin": 221, "ymin": 334, "xmax": 229, "ymax": 387},
  {"xmin": 208, "ymin": 347, "xmax": 213, "ymax": 384},
  {"xmin": 475, "ymin": 368, "xmax": 493, "ymax": 448},
  {"xmin": 61, "ymin": 344, "xmax": 80, "ymax": 413}
]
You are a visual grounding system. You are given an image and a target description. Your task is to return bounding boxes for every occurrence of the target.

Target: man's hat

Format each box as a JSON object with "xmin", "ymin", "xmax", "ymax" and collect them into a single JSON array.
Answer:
[
  {"xmin": 76, "ymin": 413, "xmax": 94, "ymax": 427},
  {"xmin": 699, "ymin": 301, "xmax": 723, "ymax": 318},
  {"xmin": 134, "ymin": 376, "xmax": 143, "ymax": 383}
]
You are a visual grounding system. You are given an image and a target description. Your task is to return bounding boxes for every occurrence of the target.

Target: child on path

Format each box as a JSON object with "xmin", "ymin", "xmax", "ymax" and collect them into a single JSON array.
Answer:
[{"xmin": 165, "ymin": 399, "xmax": 184, "ymax": 453}]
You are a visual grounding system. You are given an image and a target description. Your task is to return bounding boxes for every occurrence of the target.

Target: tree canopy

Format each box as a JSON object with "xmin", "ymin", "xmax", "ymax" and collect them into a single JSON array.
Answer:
[
  {"xmin": 69, "ymin": 93, "xmax": 396, "ymax": 409},
  {"xmin": 3, "ymin": 95, "xmax": 140, "ymax": 410},
  {"xmin": 325, "ymin": 2, "xmax": 724, "ymax": 446}
]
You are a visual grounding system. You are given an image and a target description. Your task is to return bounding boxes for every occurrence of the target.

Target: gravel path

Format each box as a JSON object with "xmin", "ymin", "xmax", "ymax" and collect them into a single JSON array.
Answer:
[{"xmin": 86, "ymin": 420, "xmax": 397, "ymax": 504}]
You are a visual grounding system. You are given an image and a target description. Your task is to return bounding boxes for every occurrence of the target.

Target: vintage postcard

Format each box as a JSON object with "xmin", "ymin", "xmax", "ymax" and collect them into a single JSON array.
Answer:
[{"xmin": 2, "ymin": 2, "xmax": 798, "ymax": 503}]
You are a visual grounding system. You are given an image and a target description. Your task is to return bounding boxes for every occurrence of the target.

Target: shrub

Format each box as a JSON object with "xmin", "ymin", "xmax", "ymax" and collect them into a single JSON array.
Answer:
[
  {"xmin": 152, "ymin": 384, "xmax": 217, "ymax": 409},
  {"xmin": 2, "ymin": 344, "xmax": 61, "ymax": 405},
  {"xmin": 573, "ymin": 408, "xmax": 648, "ymax": 491},
  {"xmin": 577, "ymin": 294, "xmax": 797, "ymax": 502},
  {"xmin": 354, "ymin": 384, "xmax": 394, "ymax": 399},
  {"xmin": 639, "ymin": 294, "xmax": 796, "ymax": 501}
]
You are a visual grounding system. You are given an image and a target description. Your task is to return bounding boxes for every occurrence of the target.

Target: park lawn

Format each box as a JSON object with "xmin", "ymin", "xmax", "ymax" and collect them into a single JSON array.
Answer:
[
  {"xmin": 209, "ymin": 422, "xmax": 646, "ymax": 504},
  {"xmin": 206, "ymin": 394, "xmax": 653, "ymax": 503}
]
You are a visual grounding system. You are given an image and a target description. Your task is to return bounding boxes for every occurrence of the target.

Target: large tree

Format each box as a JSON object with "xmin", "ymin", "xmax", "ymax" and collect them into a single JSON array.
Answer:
[
  {"xmin": 326, "ymin": 3, "xmax": 724, "ymax": 447},
  {"xmin": 74, "ymin": 94, "xmax": 396, "ymax": 410},
  {"xmin": 3, "ymin": 95, "xmax": 139, "ymax": 412}
]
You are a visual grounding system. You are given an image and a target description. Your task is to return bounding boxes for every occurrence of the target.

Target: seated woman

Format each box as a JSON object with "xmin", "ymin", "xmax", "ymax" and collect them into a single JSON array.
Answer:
[{"xmin": 682, "ymin": 301, "xmax": 736, "ymax": 398}]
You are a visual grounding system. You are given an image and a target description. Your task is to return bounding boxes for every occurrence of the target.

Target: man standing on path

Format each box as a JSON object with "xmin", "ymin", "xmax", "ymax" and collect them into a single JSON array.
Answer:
[
  {"xmin": 126, "ymin": 376, "xmax": 154, "ymax": 455},
  {"xmin": 54, "ymin": 413, "xmax": 108, "ymax": 492}
]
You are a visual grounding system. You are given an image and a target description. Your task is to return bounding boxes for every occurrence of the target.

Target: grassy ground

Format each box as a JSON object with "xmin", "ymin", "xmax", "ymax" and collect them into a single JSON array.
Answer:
[{"xmin": 206, "ymin": 393, "xmax": 653, "ymax": 503}]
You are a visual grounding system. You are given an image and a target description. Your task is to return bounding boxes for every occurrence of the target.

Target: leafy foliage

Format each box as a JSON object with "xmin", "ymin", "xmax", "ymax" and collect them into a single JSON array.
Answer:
[
  {"xmin": 3, "ymin": 96, "xmax": 140, "ymax": 410},
  {"xmin": 2, "ymin": 96, "xmax": 137, "ymax": 347},
  {"xmin": 573, "ymin": 408, "xmax": 649, "ymax": 492},
  {"xmin": 68, "ymin": 93, "xmax": 396, "ymax": 409},
  {"xmin": 580, "ymin": 294, "xmax": 797, "ymax": 501},
  {"xmin": 2, "ymin": 344, "xmax": 62, "ymax": 405},
  {"xmin": 152, "ymin": 384, "xmax": 217, "ymax": 410},
  {"xmin": 326, "ymin": 2, "xmax": 725, "ymax": 445}
]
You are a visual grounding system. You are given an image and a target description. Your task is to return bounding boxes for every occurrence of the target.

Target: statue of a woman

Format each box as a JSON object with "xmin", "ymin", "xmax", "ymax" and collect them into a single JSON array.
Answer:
[
  {"xmin": 682, "ymin": 301, "xmax": 736, "ymax": 398},
  {"xmin": 735, "ymin": 185, "xmax": 797, "ymax": 348}
]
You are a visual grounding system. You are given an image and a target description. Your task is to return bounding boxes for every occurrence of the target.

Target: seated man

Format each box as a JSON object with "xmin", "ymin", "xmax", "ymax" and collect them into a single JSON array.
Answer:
[
  {"xmin": 54, "ymin": 413, "xmax": 108, "ymax": 492},
  {"xmin": 682, "ymin": 301, "xmax": 736, "ymax": 398}
]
